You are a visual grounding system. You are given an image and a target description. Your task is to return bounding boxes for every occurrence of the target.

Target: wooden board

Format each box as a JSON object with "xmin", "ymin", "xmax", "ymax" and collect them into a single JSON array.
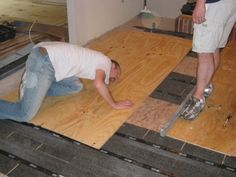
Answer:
[
  {"xmin": 127, "ymin": 56, "xmax": 197, "ymax": 132},
  {"xmin": 173, "ymin": 55, "xmax": 197, "ymax": 77},
  {"xmin": 2, "ymin": 30, "xmax": 191, "ymax": 149},
  {"xmin": 32, "ymin": 0, "xmax": 66, "ymax": 6},
  {"xmin": 127, "ymin": 42, "xmax": 236, "ymax": 156},
  {"xmin": 127, "ymin": 97, "xmax": 179, "ymax": 132},
  {"xmin": 0, "ymin": 33, "xmax": 45, "ymax": 60},
  {"xmin": 168, "ymin": 42, "xmax": 236, "ymax": 156},
  {"xmin": 0, "ymin": 69, "xmax": 24, "ymax": 97},
  {"xmin": 0, "ymin": 0, "xmax": 67, "ymax": 25}
]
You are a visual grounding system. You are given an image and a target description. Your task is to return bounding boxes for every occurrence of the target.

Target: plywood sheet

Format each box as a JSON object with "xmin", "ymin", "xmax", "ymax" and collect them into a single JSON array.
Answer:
[
  {"xmin": 173, "ymin": 55, "xmax": 197, "ymax": 77},
  {"xmin": 2, "ymin": 30, "xmax": 191, "ymax": 149},
  {"xmin": 126, "ymin": 56, "xmax": 197, "ymax": 132},
  {"xmin": 168, "ymin": 42, "xmax": 236, "ymax": 156}
]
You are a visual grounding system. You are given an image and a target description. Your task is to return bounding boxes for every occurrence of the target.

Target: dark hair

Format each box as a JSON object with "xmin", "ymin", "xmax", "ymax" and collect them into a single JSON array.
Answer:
[{"xmin": 111, "ymin": 59, "xmax": 120, "ymax": 69}]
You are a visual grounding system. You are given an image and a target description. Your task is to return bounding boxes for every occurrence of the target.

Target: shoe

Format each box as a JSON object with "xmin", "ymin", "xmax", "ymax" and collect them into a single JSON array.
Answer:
[
  {"xmin": 180, "ymin": 96, "xmax": 205, "ymax": 120},
  {"xmin": 19, "ymin": 72, "xmax": 26, "ymax": 99},
  {"xmin": 204, "ymin": 83, "xmax": 213, "ymax": 98}
]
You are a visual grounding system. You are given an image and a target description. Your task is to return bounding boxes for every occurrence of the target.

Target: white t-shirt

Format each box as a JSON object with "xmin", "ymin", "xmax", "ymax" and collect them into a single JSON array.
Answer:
[{"xmin": 34, "ymin": 42, "xmax": 111, "ymax": 84}]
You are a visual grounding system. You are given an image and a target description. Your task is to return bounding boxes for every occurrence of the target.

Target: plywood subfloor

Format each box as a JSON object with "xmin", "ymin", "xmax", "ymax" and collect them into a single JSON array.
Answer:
[
  {"xmin": 168, "ymin": 41, "xmax": 236, "ymax": 156},
  {"xmin": 127, "ymin": 97, "xmax": 179, "ymax": 131},
  {"xmin": 0, "ymin": 0, "xmax": 67, "ymax": 25},
  {"xmin": 127, "ymin": 43, "xmax": 236, "ymax": 157},
  {"xmin": 2, "ymin": 30, "xmax": 191, "ymax": 149},
  {"xmin": 127, "ymin": 56, "xmax": 198, "ymax": 131}
]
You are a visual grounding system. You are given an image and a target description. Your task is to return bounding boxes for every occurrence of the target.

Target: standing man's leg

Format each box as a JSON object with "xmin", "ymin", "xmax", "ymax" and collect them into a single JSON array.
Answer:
[
  {"xmin": 193, "ymin": 47, "xmax": 220, "ymax": 100},
  {"xmin": 181, "ymin": 0, "xmax": 236, "ymax": 120},
  {"xmin": 195, "ymin": 48, "xmax": 221, "ymax": 99},
  {"xmin": 194, "ymin": 52, "xmax": 215, "ymax": 99},
  {"xmin": 213, "ymin": 48, "xmax": 220, "ymax": 71}
]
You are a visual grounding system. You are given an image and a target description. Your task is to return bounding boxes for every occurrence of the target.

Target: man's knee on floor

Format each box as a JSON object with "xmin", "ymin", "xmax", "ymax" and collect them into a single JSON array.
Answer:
[{"xmin": 18, "ymin": 109, "xmax": 36, "ymax": 122}]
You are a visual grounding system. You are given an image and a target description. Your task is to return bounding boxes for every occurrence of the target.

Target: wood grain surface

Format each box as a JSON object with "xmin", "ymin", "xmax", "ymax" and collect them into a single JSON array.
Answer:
[
  {"xmin": 169, "ymin": 42, "xmax": 236, "ymax": 156},
  {"xmin": 2, "ymin": 30, "xmax": 191, "ymax": 149}
]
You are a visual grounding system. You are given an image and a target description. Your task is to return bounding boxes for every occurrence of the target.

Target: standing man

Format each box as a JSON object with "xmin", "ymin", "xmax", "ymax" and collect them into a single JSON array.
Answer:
[
  {"xmin": 0, "ymin": 41, "xmax": 133, "ymax": 122},
  {"xmin": 181, "ymin": 0, "xmax": 236, "ymax": 120}
]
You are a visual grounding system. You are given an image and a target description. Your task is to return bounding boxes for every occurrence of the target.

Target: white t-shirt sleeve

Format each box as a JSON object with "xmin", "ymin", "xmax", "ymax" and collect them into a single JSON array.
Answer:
[{"xmin": 35, "ymin": 42, "xmax": 112, "ymax": 84}]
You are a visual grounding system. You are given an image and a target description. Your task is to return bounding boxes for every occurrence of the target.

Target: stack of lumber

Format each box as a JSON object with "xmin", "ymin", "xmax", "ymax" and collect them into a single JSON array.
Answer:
[
  {"xmin": 0, "ymin": 33, "xmax": 45, "ymax": 60},
  {"xmin": 32, "ymin": 0, "xmax": 66, "ymax": 6}
]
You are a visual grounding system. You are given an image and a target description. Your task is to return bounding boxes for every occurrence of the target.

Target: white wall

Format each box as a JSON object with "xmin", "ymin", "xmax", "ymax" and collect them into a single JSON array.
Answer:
[
  {"xmin": 148, "ymin": 0, "xmax": 186, "ymax": 19},
  {"xmin": 67, "ymin": 0, "xmax": 143, "ymax": 45}
]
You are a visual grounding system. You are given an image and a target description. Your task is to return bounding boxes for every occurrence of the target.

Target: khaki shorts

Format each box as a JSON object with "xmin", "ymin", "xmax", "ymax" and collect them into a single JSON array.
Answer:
[{"xmin": 192, "ymin": 0, "xmax": 236, "ymax": 53}]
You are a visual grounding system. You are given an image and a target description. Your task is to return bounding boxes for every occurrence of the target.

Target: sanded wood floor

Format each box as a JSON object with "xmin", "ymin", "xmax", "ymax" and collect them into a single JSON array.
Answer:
[{"xmin": 2, "ymin": 30, "xmax": 192, "ymax": 149}]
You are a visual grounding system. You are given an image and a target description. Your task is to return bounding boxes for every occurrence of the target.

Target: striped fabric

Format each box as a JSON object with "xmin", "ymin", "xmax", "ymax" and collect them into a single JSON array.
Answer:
[{"xmin": 175, "ymin": 15, "xmax": 194, "ymax": 34}]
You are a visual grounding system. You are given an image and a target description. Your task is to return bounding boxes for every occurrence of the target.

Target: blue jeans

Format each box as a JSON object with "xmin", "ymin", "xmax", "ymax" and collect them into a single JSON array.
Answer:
[{"xmin": 0, "ymin": 48, "xmax": 83, "ymax": 122}]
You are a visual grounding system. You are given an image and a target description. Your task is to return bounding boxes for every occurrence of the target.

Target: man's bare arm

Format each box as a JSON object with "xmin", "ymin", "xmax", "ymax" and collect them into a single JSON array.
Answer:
[
  {"xmin": 94, "ymin": 69, "xmax": 133, "ymax": 109},
  {"xmin": 193, "ymin": 0, "xmax": 207, "ymax": 24}
]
